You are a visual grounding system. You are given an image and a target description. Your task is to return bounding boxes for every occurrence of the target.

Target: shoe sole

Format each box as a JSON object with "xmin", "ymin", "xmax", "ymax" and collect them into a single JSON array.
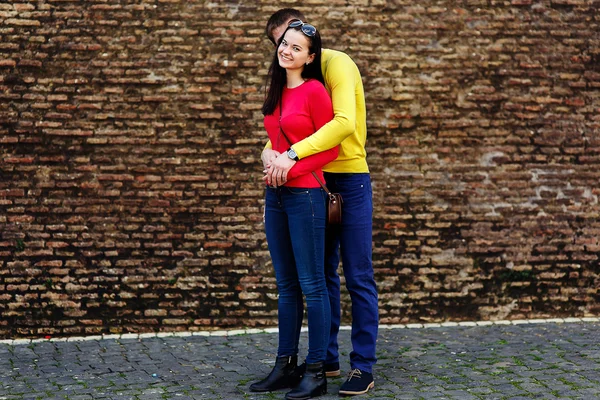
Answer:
[
  {"xmin": 285, "ymin": 386, "xmax": 327, "ymax": 400},
  {"xmin": 250, "ymin": 383, "xmax": 295, "ymax": 392},
  {"xmin": 250, "ymin": 387, "xmax": 287, "ymax": 393},
  {"xmin": 325, "ymin": 370, "xmax": 340, "ymax": 377},
  {"xmin": 338, "ymin": 381, "xmax": 374, "ymax": 396}
]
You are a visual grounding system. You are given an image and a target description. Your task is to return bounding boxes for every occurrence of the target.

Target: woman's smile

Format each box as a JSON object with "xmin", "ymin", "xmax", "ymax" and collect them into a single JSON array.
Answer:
[{"xmin": 279, "ymin": 52, "xmax": 293, "ymax": 62}]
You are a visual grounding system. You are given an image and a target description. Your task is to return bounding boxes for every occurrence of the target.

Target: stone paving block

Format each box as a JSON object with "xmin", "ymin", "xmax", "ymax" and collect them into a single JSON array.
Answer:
[
  {"xmin": 103, "ymin": 395, "xmax": 137, "ymax": 400},
  {"xmin": 466, "ymin": 386, "xmax": 495, "ymax": 395},
  {"xmin": 442, "ymin": 391, "xmax": 482, "ymax": 399},
  {"xmin": 394, "ymin": 395, "xmax": 427, "ymax": 400}
]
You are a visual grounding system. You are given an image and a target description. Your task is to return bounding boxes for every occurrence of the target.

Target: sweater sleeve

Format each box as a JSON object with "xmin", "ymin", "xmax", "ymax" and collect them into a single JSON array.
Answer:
[
  {"xmin": 290, "ymin": 53, "xmax": 357, "ymax": 159},
  {"xmin": 286, "ymin": 83, "xmax": 338, "ymax": 181}
]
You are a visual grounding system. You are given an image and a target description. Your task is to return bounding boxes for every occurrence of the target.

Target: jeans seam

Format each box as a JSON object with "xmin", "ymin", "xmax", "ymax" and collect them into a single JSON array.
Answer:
[
  {"xmin": 308, "ymin": 188, "xmax": 329, "ymax": 362},
  {"xmin": 307, "ymin": 187, "xmax": 315, "ymax": 218}
]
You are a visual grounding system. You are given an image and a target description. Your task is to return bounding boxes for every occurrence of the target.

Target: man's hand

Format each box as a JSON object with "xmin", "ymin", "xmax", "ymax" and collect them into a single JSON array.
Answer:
[
  {"xmin": 266, "ymin": 153, "xmax": 296, "ymax": 187},
  {"xmin": 261, "ymin": 148, "xmax": 281, "ymax": 170}
]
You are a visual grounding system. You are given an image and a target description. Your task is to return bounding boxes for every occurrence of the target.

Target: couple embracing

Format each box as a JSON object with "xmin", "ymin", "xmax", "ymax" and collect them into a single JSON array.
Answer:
[{"xmin": 251, "ymin": 8, "xmax": 378, "ymax": 400}]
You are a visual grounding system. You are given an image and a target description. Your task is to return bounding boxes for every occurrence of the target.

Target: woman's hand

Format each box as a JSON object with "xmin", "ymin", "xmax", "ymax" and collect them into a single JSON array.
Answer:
[
  {"xmin": 262, "ymin": 148, "xmax": 281, "ymax": 186},
  {"xmin": 261, "ymin": 148, "xmax": 281, "ymax": 170},
  {"xmin": 265, "ymin": 153, "xmax": 296, "ymax": 187}
]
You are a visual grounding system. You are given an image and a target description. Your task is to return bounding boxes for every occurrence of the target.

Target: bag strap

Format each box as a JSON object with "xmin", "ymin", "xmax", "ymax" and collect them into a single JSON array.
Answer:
[{"xmin": 278, "ymin": 105, "xmax": 334, "ymax": 197}]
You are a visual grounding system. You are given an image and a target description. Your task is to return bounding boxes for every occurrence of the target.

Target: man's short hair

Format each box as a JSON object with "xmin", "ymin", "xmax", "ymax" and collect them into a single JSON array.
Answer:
[{"xmin": 265, "ymin": 8, "xmax": 306, "ymax": 44}]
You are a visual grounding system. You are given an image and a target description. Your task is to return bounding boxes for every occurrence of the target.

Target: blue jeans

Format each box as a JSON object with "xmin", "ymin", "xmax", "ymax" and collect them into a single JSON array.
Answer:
[
  {"xmin": 265, "ymin": 186, "xmax": 331, "ymax": 364},
  {"xmin": 323, "ymin": 173, "xmax": 378, "ymax": 373}
]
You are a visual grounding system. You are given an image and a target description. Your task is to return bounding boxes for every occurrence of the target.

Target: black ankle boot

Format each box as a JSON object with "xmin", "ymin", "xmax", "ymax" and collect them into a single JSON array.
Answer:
[
  {"xmin": 285, "ymin": 361, "xmax": 327, "ymax": 400},
  {"xmin": 249, "ymin": 355, "xmax": 301, "ymax": 392}
]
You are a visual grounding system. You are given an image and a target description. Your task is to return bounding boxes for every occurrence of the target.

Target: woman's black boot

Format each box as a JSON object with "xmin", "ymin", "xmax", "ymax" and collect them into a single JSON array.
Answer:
[
  {"xmin": 249, "ymin": 355, "xmax": 301, "ymax": 392},
  {"xmin": 285, "ymin": 361, "xmax": 327, "ymax": 400}
]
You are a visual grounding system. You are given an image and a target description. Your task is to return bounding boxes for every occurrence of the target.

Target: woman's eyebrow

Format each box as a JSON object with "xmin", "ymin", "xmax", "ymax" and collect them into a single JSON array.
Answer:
[{"xmin": 287, "ymin": 41, "xmax": 304, "ymax": 49}]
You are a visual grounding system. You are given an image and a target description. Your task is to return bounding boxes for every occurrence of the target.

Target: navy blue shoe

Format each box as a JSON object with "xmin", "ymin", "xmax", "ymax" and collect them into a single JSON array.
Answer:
[
  {"xmin": 325, "ymin": 362, "xmax": 340, "ymax": 377},
  {"xmin": 298, "ymin": 361, "xmax": 340, "ymax": 378},
  {"xmin": 338, "ymin": 369, "xmax": 374, "ymax": 396}
]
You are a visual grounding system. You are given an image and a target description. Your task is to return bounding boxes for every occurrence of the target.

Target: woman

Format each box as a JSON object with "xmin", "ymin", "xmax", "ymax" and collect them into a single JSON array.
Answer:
[{"xmin": 249, "ymin": 21, "xmax": 337, "ymax": 400}]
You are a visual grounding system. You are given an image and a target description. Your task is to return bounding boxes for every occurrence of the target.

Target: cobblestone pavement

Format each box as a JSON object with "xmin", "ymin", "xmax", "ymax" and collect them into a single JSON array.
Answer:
[{"xmin": 1, "ymin": 320, "xmax": 600, "ymax": 400}]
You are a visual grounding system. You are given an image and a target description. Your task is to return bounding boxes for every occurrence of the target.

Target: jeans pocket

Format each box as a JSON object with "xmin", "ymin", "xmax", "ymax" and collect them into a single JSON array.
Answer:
[{"xmin": 284, "ymin": 187, "xmax": 310, "ymax": 196}]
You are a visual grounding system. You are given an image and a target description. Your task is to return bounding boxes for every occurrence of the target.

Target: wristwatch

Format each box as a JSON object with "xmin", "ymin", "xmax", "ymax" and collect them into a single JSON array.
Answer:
[{"xmin": 287, "ymin": 147, "xmax": 299, "ymax": 161}]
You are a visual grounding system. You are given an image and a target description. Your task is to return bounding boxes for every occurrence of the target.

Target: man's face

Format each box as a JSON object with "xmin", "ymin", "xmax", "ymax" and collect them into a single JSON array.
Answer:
[{"xmin": 271, "ymin": 18, "xmax": 296, "ymax": 45}]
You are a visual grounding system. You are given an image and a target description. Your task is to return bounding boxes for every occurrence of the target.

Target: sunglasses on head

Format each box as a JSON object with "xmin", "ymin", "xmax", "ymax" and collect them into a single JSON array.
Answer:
[{"xmin": 288, "ymin": 20, "xmax": 317, "ymax": 38}]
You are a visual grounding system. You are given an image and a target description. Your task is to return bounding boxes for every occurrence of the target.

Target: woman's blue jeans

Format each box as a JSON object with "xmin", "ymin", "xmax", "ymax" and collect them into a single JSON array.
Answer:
[{"xmin": 265, "ymin": 186, "xmax": 331, "ymax": 364}]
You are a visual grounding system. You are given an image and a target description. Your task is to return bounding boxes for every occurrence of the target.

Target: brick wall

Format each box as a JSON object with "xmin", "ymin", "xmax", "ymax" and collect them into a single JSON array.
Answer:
[{"xmin": 1, "ymin": 1, "xmax": 599, "ymax": 338}]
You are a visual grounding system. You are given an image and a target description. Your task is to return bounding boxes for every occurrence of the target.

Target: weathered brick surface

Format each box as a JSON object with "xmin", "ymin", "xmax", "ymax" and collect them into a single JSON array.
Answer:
[{"xmin": 1, "ymin": 1, "xmax": 600, "ymax": 338}]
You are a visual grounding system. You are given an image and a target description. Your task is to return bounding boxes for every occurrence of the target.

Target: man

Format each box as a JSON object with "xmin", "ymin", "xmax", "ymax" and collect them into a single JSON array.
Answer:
[{"xmin": 261, "ymin": 8, "xmax": 379, "ymax": 397}]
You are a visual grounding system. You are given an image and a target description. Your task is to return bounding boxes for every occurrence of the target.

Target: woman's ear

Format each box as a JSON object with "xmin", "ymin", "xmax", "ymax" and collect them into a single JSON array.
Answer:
[{"xmin": 306, "ymin": 53, "xmax": 315, "ymax": 65}]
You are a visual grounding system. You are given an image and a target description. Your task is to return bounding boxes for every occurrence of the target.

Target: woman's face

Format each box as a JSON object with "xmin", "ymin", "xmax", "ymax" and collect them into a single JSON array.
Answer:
[{"xmin": 278, "ymin": 29, "xmax": 314, "ymax": 71}]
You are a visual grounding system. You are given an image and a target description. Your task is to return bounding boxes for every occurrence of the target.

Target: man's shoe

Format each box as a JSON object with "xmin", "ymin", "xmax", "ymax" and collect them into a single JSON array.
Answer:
[
  {"xmin": 338, "ymin": 369, "xmax": 374, "ymax": 396},
  {"xmin": 298, "ymin": 362, "xmax": 340, "ymax": 378},
  {"xmin": 325, "ymin": 362, "xmax": 340, "ymax": 377},
  {"xmin": 249, "ymin": 355, "xmax": 302, "ymax": 392}
]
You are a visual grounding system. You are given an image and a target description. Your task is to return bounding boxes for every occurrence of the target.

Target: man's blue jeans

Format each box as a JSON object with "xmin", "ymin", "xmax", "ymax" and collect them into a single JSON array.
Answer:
[
  {"xmin": 265, "ymin": 186, "xmax": 331, "ymax": 364},
  {"xmin": 323, "ymin": 172, "xmax": 378, "ymax": 373}
]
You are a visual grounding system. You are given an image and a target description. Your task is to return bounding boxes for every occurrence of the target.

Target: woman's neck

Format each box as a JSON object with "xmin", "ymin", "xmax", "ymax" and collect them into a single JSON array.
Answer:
[{"xmin": 286, "ymin": 70, "xmax": 305, "ymax": 89}]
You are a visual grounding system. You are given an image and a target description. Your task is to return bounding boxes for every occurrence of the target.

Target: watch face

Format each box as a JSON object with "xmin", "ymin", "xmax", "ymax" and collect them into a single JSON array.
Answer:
[{"xmin": 288, "ymin": 149, "xmax": 297, "ymax": 159}]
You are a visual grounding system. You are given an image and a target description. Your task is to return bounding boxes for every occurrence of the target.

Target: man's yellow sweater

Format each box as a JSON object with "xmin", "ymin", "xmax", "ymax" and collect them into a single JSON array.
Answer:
[{"xmin": 266, "ymin": 48, "xmax": 369, "ymax": 173}]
